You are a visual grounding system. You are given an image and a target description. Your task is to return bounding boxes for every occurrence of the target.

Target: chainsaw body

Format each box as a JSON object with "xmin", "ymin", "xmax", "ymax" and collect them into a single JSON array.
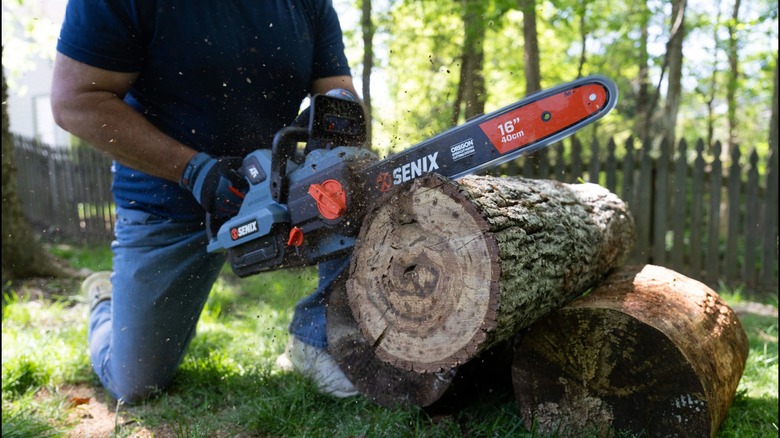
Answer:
[{"xmin": 207, "ymin": 76, "xmax": 619, "ymax": 277}]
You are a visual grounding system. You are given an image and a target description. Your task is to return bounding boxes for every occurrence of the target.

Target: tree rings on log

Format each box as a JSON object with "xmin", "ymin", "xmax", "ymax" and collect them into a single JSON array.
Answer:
[
  {"xmin": 512, "ymin": 264, "xmax": 749, "ymax": 437},
  {"xmin": 327, "ymin": 274, "xmax": 457, "ymax": 407},
  {"xmin": 347, "ymin": 174, "xmax": 500, "ymax": 373},
  {"xmin": 347, "ymin": 173, "xmax": 634, "ymax": 373}
]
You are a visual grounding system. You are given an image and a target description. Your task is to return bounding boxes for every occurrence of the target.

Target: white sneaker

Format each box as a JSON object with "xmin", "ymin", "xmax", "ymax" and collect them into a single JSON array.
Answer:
[
  {"xmin": 81, "ymin": 271, "xmax": 113, "ymax": 312},
  {"xmin": 275, "ymin": 337, "xmax": 359, "ymax": 398}
]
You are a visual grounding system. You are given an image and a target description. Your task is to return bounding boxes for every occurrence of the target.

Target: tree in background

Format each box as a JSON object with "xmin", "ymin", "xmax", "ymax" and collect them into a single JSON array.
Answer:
[
  {"xmin": 693, "ymin": 0, "xmax": 723, "ymax": 149},
  {"xmin": 518, "ymin": 0, "xmax": 547, "ymax": 173},
  {"xmin": 726, "ymin": 0, "xmax": 742, "ymax": 155},
  {"xmin": 634, "ymin": 1, "xmax": 652, "ymax": 145},
  {"xmin": 662, "ymin": 0, "xmax": 687, "ymax": 150},
  {"xmin": 452, "ymin": 0, "xmax": 488, "ymax": 125},
  {"xmin": 771, "ymin": 60, "xmax": 778, "ymax": 157},
  {"xmin": 519, "ymin": 0, "xmax": 541, "ymax": 95},
  {"xmin": 574, "ymin": 0, "xmax": 594, "ymax": 78},
  {"xmin": 2, "ymin": 47, "xmax": 70, "ymax": 280},
  {"xmin": 361, "ymin": 0, "xmax": 375, "ymax": 148}
]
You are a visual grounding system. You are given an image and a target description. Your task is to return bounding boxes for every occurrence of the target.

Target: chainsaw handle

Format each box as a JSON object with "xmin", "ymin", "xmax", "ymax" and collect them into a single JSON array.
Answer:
[{"xmin": 270, "ymin": 126, "xmax": 309, "ymax": 203}]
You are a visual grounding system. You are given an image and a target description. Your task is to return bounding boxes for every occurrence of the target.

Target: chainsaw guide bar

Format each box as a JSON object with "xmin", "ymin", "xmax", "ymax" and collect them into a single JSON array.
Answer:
[{"xmin": 361, "ymin": 75, "xmax": 617, "ymax": 198}]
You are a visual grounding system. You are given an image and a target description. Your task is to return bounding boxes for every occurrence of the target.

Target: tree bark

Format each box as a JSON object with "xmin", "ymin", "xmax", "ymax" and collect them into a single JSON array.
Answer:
[
  {"xmin": 518, "ymin": 0, "xmax": 545, "ymax": 175},
  {"xmin": 726, "ymin": 0, "xmax": 742, "ymax": 154},
  {"xmin": 634, "ymin": 2, "xmax": 651, "ymax": 145},
  {"xmin": 1, "ymin": 46, "xmax": 71, "ymax": 280},
  {"xmin": 575, "ymin": 0, "xmax": 592, "ymax": 79},
  {"xmin": 662, "ymin": 0, "xmax": 686, "ymax": 149},
  {"xmin": 452, "ymin": 0, "xmax": 487, "ymax": 126},
  {"xmin": 769, "ymin": 57, "xmax": 778, "ymax": 156},
  {"xmin": 519, "ymin": 0, "xmax": 541, "ymax": 95},
  {"xmin": 512, "ymin": 264, "xmax": 749, "ymax": 437},
  {"xmin": 345, "ymin": 174, "xmax": 635, "ymax": 374},
  {"xmin": 361, "ymin": 0, "xmax": 374, "ymax": 149}
]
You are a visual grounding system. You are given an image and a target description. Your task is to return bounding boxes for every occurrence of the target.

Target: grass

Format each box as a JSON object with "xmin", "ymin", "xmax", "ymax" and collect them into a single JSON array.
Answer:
[
  {"xmin": 2, "ymin": 244, "xmax": 778, "ymax": 437},
  {"xmin": 716, "ymin": 285, "xmax": 779, "ymax": 437}
]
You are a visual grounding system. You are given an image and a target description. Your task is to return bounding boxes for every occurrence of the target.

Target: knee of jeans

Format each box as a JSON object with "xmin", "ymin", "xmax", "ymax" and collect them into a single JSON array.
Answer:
[
  {"xmin": 100, "ymin": 365, "xmax": 174, "ymax": 404},
  {"xmin": 109, "ymin": 380, "xmax": 167, "ymax": 405}
]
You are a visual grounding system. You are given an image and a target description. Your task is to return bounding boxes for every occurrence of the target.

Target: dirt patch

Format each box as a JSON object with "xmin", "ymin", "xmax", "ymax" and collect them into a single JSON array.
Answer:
[{"xmin": 37, "ymin": 384, "xmax": 180, "ymax": 438}]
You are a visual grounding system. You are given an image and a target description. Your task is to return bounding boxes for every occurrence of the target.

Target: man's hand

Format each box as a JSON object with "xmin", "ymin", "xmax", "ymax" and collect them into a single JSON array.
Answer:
[{"xmin": 180, "ymin": 153, "xmax": 249, "ymax": 218}]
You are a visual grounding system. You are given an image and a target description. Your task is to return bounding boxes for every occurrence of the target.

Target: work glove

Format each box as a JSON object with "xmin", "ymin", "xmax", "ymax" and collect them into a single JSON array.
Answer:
[{"xmin": 179, "ymin": 152, "xmax": 249, "ymax": 218}]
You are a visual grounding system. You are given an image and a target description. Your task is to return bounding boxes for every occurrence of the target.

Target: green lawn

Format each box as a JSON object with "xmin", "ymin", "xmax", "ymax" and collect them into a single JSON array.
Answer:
[{"xmin": 2, "ymin": 244, "xmax": 777, "ymax": 437}]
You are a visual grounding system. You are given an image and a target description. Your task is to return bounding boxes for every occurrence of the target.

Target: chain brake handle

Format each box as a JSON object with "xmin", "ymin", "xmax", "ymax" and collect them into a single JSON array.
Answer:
[
  {"xmin": 270, "ymin": 94, "xmax": 366, "ymax": 204},
  {"xmin": 308, "ymin": 93, "xmax": 366, "ymax": 146}
]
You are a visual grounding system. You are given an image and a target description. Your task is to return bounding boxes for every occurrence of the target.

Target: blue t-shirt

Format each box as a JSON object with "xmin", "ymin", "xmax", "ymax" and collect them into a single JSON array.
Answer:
[{"xmin": 57, "ymin": 0, "xmax": 351, "ymax": 220}]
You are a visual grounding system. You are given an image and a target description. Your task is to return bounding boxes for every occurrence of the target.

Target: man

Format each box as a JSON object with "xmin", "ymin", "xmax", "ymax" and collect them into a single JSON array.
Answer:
[{"xmin": 51, "ymin": 0, "xmax": 360, "ymax": 403}]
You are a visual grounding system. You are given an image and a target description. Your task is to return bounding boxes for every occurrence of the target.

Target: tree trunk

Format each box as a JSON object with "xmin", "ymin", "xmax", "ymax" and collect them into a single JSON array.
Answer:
[
  {"xmin": 361, "ymin": 0, "xmax": 374, "ymax": 149},
  {"xmin": 518, "ymin": 0, "xmax": 545, "ymax": 175},
  {"xmin": 726, "ymin": 0, "xmax": 741, "ymax": 154},
  {"xmin": 1, "ymin": 46, "xmax": 71, "ymax": 280},
  {"xmin": 634, "ymin": 2, "xmax": 651, "ymax": 144},
  {"xmin": 662, "ymin": 0, "xmax": 686, "ymax": 149},
  {"xmin": 704, "ymin": 0, "xmax": 722, "ymax": 149},
  {"xmin": 519, "ymin": 0, "xmax": 541, "ymax": 95},
  {"xmin": 512, "ymin": 264, "xmax": 749, "ymax": 437},
  {"xmin": 575, "ymin": 0, "xmax": 591, "ymax": 79},
  {"xmin": 452, "ymin": 0, "xmax": 487, "ymax": 126},
  {"xmin": 345, "ymin": 174, "xmax": 635, "ymax": 374},
  {"xmin": 771, "ymin": 60, "xmax": 778, "ymax": 156}
]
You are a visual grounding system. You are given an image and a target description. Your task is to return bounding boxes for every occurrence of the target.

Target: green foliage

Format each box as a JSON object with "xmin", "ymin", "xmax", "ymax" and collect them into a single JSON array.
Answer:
[
  {"xmin": 49, "ymin": 244, "xmax": 113, "ymax": 272},
  {"xmin": 378, "ymin": 0, "xmax": 463, "ymax": 155},
  {"xmin": 2, "ymin": 356, "xmax": 48, "ymax": 397},
  {"xmin": 1, "ymin": 403, "xmax": 60, "ymax": 438},
  {"xmin": 1, "ymin": 1, "xmax": 60, "ymax": 90},
  {"xmin": 360, "ymin": 0, "xmax": 777, "ymax": 164}
]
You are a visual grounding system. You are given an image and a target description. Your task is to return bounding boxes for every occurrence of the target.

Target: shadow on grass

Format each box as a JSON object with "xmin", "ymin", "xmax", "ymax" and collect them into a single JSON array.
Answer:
[
  {"xmin": 114, "ymin": 366, "xmax": 446, "ymax": 437},
  {"xmin": 87, "ymin": 333, "xmax": 526, "ymax": 438},
  {"xmin": 213, "ymin": 267, "xmax": 320, "ymax": 314}
]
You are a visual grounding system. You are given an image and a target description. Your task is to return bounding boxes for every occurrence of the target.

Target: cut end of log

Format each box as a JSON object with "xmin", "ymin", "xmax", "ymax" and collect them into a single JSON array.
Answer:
[
  {"xmin": 347, "ymin": 174, "xmax": 501, "ymax": 373},
  {"xmin": 327, "ymin": 273, "xmax": 457, "ymax": 407},
  {"xmin": 347, "ymin": 173, "xmax": 635, "ymax": 373},
  {"xmin": 512, "ymin": 265, "xmax": 748, "ymax": 437}
]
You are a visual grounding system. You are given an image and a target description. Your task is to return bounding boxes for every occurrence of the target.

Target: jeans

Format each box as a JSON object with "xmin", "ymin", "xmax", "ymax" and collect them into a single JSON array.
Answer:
[{"xmin": 89, "ymin": 207, "xmax": 345, "ymax": 403}]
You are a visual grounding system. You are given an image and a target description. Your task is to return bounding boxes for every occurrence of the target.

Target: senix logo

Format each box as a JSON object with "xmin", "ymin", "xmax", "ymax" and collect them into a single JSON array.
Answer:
[
  {"xmin": 230, "ymin": 220, "xmax": 259, "ymax": 241},
  {"xmin": 392, "ymin": 152, "xmax": 439, "ymax": 185}
]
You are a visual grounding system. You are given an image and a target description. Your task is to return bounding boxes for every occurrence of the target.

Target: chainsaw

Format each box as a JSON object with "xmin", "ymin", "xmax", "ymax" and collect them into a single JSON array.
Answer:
[{"xmin": 206, "ymin": 75, "xmax": 618, "ymax": 277}]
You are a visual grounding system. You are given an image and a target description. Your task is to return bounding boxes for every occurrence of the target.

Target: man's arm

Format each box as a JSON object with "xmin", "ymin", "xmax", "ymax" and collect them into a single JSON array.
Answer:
[
  {"xmin": 311, "ymin": 75, "xmax": 359, "ymax": 98},
  {"xmin": 51, "ymin": 53, "xmax": 197, "ymax": 183}
]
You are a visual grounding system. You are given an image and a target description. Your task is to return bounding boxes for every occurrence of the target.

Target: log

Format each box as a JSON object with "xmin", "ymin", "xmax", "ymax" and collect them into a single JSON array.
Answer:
[
  {"xmin": 512, "ymin": 264, "xmax": 749, "ymax": 437},
  {"xmin": 345, "ymin": 174, "xmax": 635, "ymax": 373}
]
